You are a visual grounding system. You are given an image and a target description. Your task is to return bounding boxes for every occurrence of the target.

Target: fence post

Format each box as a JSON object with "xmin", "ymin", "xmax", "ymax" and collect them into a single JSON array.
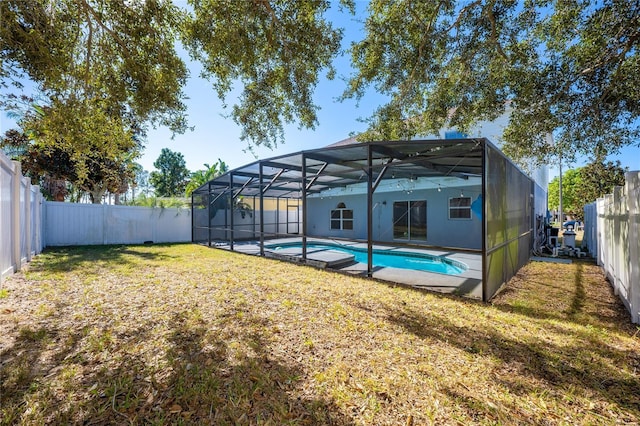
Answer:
[
  {"xmin": 11, "ymin": 161, "xmax": 21, "ymax": 272},
  {"xmin": 627, "ymin": 171, "xmax": 640, "ymax": 323},
  {"xmin": 24, "ymin": 178, "xmax": 32, "ymax": 262}
]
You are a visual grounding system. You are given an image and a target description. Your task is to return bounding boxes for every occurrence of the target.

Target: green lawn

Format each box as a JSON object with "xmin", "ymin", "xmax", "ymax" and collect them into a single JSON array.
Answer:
[{"xmin": 1, "ymin": 244, "xmax": 638, "ymax": 425}]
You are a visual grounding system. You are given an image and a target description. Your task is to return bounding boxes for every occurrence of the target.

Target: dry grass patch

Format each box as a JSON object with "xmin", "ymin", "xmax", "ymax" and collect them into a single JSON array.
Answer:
[{"xmin": 1, "ymin": 244, "xmax": 638, "ymax": 425}]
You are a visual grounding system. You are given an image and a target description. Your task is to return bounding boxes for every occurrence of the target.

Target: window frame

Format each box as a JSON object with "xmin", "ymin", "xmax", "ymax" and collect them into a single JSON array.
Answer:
[
  {"xmin": 330, "ymin": 204, "xmax": 354, "ymax": 230},
  {"xmin": 448, "ymin": 196, "xmax": 472, "ymax": 220}
]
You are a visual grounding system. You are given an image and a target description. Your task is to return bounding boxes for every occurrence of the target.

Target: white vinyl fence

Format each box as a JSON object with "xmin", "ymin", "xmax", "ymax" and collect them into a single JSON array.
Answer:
[
  {"xmin": 1, "ymin": 151, "xmax": 44, "ymax": 283},
  {"xmin": 2, "ymin": 147, "xmax": 192, "ymax": 284},
  {"xmin": 45, "ymin": 202, "xmax": 191, "ymax": 246},
  {"xmin": 584, "ymin": 171, "xmax": 640, "ymax": 324}
]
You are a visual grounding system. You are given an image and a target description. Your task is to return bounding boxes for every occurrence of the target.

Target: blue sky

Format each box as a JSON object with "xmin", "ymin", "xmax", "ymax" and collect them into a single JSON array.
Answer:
[{"xmin": 1, "ymin": 1, "xmax": 638, "ymax": 178}]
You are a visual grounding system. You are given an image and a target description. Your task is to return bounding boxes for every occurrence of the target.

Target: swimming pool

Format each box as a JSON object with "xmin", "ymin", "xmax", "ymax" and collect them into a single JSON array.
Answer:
[{"xmin": 265, "ymin": 242, "xmax": 467, "ymax": 275}]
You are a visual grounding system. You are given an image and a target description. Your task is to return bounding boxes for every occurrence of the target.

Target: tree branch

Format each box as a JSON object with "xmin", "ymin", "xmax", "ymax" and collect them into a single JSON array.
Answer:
[
  {"xmin": 401, "ymin": 1, "xmax": 444, "ymax": 102},
  {"xmin": 77, "ymin": 0, "xmax": 130, "ymax": 55},
  {"xmin": 445, "ymin": 0, "xmax": 481, "ymax": 33},
  {"xmin": 485, "ymin": 2, "xmax": 509, "ymax": 61}
]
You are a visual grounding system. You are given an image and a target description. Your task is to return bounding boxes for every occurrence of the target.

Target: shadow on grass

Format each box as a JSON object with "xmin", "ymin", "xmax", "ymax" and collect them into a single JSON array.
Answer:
[
  {"xmin": 382, "ymin": 303, "xmax": 640, "ymax": 420},
  {"xmin": 30, "ymin": 244, "xmax": 178, "ymax": 273},
  {"xmin": 566, "ymin": 262, "xmax": 586, "ymax": 318},
  {"xmin": 492, "ymin": 261, "xmax": 634, "ymax": 331},
  {"xmin": 0, "ymin": 324, "xmax": 84, "ymax": 425},
  {"xmin": 0, "ymin": 308, "xmax": 353, "ymax": 425}
]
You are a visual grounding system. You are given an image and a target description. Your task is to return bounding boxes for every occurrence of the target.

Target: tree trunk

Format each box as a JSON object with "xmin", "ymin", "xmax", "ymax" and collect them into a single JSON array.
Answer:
[{"xmin": 89, "ymin": 188, "xmax": 106, "ymax": 204}]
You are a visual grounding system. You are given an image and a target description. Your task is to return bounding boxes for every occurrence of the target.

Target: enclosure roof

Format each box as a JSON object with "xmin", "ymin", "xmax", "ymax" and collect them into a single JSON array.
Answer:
[{"xmin": 193, "ymin": 138, "xmax": 488, "ymax": 199}]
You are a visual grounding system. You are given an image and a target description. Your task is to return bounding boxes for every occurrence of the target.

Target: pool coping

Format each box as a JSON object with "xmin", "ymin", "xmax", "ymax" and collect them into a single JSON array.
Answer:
[{"xmin": 209, "ymin": 238, "xmax": 483, "ymax": 300}]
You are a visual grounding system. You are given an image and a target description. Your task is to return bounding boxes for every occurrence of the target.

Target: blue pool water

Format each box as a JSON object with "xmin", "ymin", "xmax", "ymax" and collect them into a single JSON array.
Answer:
[{"xmin": 266, "ymin": 242, "xmax": 466, "ymax": 275}]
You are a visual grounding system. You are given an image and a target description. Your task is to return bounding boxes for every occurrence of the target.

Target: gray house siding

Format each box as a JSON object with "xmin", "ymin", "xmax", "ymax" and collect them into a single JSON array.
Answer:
[{"xmin": 306, "ymin": 186, "xmax": 482, "ymax": 250}]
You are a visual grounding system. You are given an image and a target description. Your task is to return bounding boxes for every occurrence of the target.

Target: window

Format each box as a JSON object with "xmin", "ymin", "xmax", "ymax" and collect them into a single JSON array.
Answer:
[
  {"xmin": 449, "ymin": 197, "xmax": 471, "ymax": 219},
  {"xmin": 330, "ymin": 203, "xmax": 353, "ymax": 230},
  {"xmin": 393, "ymin": 201, "xmax": 427, "ymax": 240}
]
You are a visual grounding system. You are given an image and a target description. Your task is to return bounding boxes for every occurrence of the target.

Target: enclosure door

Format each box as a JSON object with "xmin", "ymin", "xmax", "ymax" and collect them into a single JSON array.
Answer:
[
  {"xmin": 393, "ymin": 201, "xmax": 427, "ymax": 240},
  {"xmin": 287, "ymin": 204, "xmax": 299, "ymax": 234}
]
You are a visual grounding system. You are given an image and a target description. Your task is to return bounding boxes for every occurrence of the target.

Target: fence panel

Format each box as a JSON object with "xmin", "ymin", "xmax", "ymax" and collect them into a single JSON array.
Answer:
[
  {"xmin": 45, "ymin": 202, "xmax": 191, "ymax": 246},
  {"xmin": 582, "ymin": 202, "xmax": 597, "ymax": 256},
  {"xmin": 626, "ymin": 172, "xmax": 640, "ymax": 323},
  {"xmin": 0, "ymin": 150, "xmax": 43, "ymax": 284},
  {"xmin": 0, "ymin": 153, "xmax": 14, "ymax": 279},
  {"xmin": 588, "ymin": 171, "xmax": 640, "ymax": 323}
]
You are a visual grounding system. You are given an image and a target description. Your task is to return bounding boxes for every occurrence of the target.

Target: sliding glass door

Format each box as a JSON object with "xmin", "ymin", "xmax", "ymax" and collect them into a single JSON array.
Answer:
[{"xmin": 393, "ymin": 201, "xmax": 427, "ymax": 240}]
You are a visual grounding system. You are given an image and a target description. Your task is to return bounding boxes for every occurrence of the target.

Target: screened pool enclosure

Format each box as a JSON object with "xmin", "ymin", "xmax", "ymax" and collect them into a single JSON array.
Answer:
[{"xmin": 192, "ymin": 138, "xmax": 546, "ymax": 301}]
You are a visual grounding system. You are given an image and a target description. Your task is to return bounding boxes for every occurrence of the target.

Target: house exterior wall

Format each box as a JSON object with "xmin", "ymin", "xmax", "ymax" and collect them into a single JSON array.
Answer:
[{"xmin": 306, "ymin": 185, "xmax": 482, "ymax": 250}]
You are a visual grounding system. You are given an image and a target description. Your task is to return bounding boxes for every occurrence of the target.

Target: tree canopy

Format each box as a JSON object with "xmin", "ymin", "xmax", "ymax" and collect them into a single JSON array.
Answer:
[
  {"xmin": 185, "ymin": 159, "xmax": 228, "ymax": 197},
  {"xmin": 2, "ymin": 0, "xmax": 638, "ymax": 175},
  {"xmin": 150, "ymin": 148, "xmax": 190, "ymax": 197},
  {"xmin": 0, "ymin": 102, "xmax": 140, "ymax": 203},
  {"xmin": 548, "ymin": 159, "xmax": 627, "ymax": 220},
  {"xmin": 182, "ymin": 0, "xmax": 351, "ymax": 148},
  {"xmin": 345, "ymin": 0, "xmax": 640, "ymax": 165},
  {"xmin": 1, "ymin": 0, "xmax": 352, "ymax": 151},
  {"xmin": 1, "ymin": 0, "xmax": 189, "ymax": 136}
]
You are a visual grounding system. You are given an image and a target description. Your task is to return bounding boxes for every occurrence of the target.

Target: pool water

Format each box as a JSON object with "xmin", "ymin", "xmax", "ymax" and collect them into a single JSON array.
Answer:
[{"xmin": 266, "ymin": 242, "xmax": 467, "ymax": 275}]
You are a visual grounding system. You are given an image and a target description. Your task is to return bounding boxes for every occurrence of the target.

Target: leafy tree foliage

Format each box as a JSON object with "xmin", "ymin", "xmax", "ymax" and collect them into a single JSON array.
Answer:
[
  {"xmin": 150, "ymin": 148, "xmax": 190, "ymax": 197},
  {"xmin": 182, "ymin": 0, "xmax": 350, "ymax": 148},
  {"xmin": 548, "ymin": 160, "xmax": 627, "ymax": 220},
  {"xmin": 1, "ymin": 103, "xmax": 140, "ymax": 203},
  {"xmin": 185, "ymin": 159, "xmax": 228, "ymax": 197},
  {"xmin": 575, "ymin": 160, "xmax": 627, "ymax": 207},
  {"xmin": 345, "ymin": 0, "xmax": 640, "ymax": 165},
  {"xmin": 548, "ymin": 168, "xmax": 583, "ymax": 218},
  {"xmin": 125, "ymin": 194, "xmax": 189, "ymax": 208},
  {"xmin": 1, "ymin": 0, "xmax": 352, "ymax": 152},
  {"xmin": 0, "ymin": 0, "xmax": 189, "ymax": 135}
]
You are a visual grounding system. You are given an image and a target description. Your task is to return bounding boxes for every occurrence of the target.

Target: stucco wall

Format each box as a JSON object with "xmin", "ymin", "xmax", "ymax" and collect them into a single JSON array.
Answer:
[{"xmin": 306, "ymin": 186, "xmax": 482, "ymax": 250}]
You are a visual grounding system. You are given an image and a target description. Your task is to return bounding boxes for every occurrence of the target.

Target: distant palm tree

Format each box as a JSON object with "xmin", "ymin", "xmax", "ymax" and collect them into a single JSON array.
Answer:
[{"xmin": 185, "ymin": 159, "xmax": 227, "ymax": 197}]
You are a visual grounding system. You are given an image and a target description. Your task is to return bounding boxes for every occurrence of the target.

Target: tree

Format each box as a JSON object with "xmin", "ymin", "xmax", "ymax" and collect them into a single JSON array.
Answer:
[
  {"xmin": 149, "ymin": 148, "xmax": 190, "ymax": 197},
  {"xmin": 344, "ymin": 0, "xmax": 640, "ymax": 166},
  {"xmin": 547, "ymin": 168, "xmax": 583, "ymax": 219},
  {"xmin": 0, "ymin": 128, "xmax": 71, "ymax": 201},
  {"xmin": 1, "ymin": 0, "xmax": 179, "ymax": 202},
  {"xmin": 575, "ymin": 159, "xmax": 627, "ymax": 207},
  {"xmin": 182, "ymin": 0, "xmax": 350, "ymax": 148},
  {"xmin": 548, "ymin": 160, "xmax": 627, "ymax": 221},
  {"xmin": 1, "ymin": 0, "xmax": 352, "ymax": 151},
  {"xmin": 185, "ymin": 159, "xmax": 228, "ymax": 197},
  {"xmin": 0, "ymin": 0, "xmax": 189, "ymax": 136},
  {"xmin": 1, "ymin": 102, "xmax": 141, "ymax": 203}
]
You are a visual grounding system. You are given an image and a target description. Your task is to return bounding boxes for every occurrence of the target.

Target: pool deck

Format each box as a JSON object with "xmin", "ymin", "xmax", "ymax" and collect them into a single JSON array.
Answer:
[{"xmin": 211, "ymin": 238, "xmax": 483, "ymax": 300}]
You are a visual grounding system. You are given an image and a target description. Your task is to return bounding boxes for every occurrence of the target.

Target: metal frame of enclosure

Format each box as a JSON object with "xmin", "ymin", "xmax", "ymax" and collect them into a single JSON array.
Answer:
[{"xmin": 192, "ymin": 139, "xmax": 542, "ymax": 301}]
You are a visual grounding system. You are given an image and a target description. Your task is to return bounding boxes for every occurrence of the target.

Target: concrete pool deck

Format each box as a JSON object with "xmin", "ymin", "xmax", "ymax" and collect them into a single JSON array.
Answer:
[{"xmin": 209, "ymin": 238, "xmax": 483, "ymax": 300}]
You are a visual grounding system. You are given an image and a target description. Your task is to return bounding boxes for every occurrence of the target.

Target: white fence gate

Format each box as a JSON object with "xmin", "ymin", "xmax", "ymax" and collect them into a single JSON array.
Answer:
[
  {"xmin": 584, "ymin": 171, "xmax": 640, "ymax": 324},
  {"xmin": 44, "ymin": 202, "xmax": 191, "ymax": 246},
  {"xmin": 0, "ymin": 151, "xmax": 44, "ymax": 283}
]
